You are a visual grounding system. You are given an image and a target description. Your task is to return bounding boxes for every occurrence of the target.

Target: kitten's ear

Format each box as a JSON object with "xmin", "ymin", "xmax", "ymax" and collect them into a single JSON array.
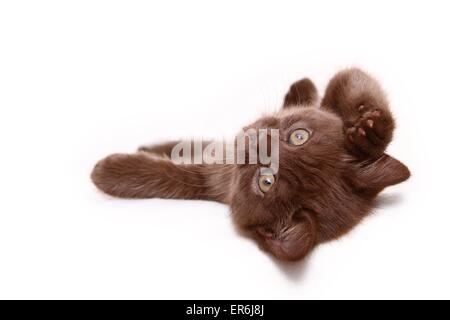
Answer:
[
  {"xmin": 282, "ymin": 78, "xmax": 318, "ymax": 108},
  {"xmin": 350, "ymin": 154, "xmax": 411, "ymax": 192}
]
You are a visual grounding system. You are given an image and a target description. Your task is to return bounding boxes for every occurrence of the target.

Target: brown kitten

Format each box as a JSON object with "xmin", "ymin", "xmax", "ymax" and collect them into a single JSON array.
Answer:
[{"xmin": 91, "ymin": 68, "xmax": 410, "ymax": 261}]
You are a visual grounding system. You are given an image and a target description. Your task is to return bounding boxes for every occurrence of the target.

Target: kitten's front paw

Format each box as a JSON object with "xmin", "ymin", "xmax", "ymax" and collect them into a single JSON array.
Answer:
[{"xmin": 345, "ymin": 107, "xmax": 394, "ymax": 158}]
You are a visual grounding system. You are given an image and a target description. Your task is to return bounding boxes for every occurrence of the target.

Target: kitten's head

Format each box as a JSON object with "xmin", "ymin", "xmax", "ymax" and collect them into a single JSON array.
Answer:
[
  {"xmin": 228, "ymin": 104, "xmax": 409, "ymax": 261},
  {"xmin": 229, "ymin": 107, "xmax": 348, "ymax": 261}
]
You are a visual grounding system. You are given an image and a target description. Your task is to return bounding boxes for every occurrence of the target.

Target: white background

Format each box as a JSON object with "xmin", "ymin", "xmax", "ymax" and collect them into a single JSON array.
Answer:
[{"xmin": 1, "ymin": 0, "xmax": 449, "ymax": 299}]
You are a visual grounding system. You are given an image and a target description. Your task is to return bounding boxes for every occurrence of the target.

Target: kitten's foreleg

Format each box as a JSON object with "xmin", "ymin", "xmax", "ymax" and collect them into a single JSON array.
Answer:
[
  {"xmin": 91, "ymin": 152, "xmax": 232, "ymax": 203},
  {"xmin": 322, "ymin": 68, "xmax": 394, "ymax": 159}
]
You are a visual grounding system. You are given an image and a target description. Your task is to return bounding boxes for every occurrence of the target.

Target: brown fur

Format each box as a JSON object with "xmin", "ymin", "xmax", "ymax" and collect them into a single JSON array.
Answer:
[{"xmin": 91, "ymin": 68, "xmax": 410, "ymax": 261}]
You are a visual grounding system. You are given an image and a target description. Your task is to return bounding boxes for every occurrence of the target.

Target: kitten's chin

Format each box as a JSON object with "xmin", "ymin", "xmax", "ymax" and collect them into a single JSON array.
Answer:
[
  {"xmin": 263, "ymin": 234, "xmax": 314, "ymax": 262},
  {"xmin": 258, "ymin": 217, "xmax": 317, "ymax": 262}
]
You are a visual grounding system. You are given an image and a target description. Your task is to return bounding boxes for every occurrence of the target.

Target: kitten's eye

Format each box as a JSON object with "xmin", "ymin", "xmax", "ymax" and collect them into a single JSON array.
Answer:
[
  {"xmin": 258, "ymin": 173, "xmax": 275, "ymax": 193},
  {"xmin": 289, "ymin": 129, "xmax": 310, "ymax": 146}
]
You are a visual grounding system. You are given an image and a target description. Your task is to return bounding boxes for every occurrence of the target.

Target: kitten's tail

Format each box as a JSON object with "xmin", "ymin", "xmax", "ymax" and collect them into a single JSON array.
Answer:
[{"xmin": 91, "ymin": 151, "xmax": 232, "ymax": 204}]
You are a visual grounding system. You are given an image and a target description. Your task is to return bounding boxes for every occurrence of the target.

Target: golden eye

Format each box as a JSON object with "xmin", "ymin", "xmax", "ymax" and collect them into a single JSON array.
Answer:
[
  {"xmin": 258, "ymin": 173, "xmax": 275, "ymax": 193},
  {"xmin": 289, "ymin": 129, "xmax": 310, "ymax": 146}
]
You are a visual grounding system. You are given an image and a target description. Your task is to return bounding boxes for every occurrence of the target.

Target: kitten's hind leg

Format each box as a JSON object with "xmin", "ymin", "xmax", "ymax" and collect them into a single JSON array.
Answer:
[
  {"xmin": 322, "ymin": 68, "xmax": 394, "ymax": 159},
  {"xmin": 138, "ymin": 140, "xmax": 213, "ymax": 159},
  {"xmin": 283, "ymin": 78, "xmax": 318, "ymax": 108},
  {"xmin": 138, "ymin": 141, "xmax": 181, "ymax": 157}
]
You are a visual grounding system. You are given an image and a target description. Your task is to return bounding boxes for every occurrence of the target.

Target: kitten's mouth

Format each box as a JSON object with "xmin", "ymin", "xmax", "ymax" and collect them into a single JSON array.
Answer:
[
  {"xmin": 255, "ymin": 227, "xmax": 292, "ymax": 258},
  {"xmin": 256, "ymin": 226, "xmax": 275, "ymax": 240}
]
